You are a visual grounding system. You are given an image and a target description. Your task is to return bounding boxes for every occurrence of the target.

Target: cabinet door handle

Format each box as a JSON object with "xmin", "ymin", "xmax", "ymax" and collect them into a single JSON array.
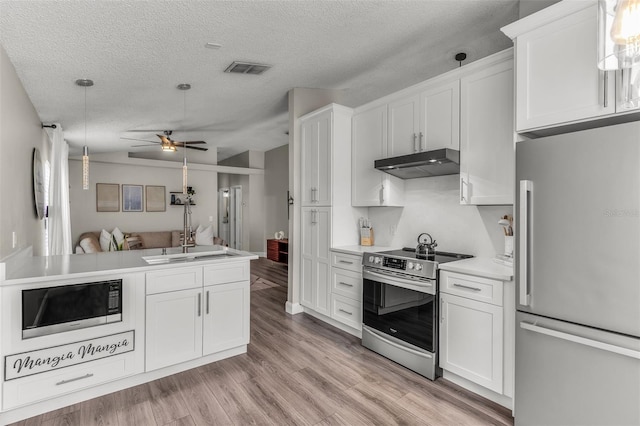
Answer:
[
  {"xmin": 338, "ymin": 260, "xmax": 353, "ymax": 265},
  {"xmin": 380, "ymin": 184, "xmax": 385, "ymax": 205},
  {"xmin": 621, "ymin": 68, "xmax": 632, "ymax": 103},
  {"xmin": 419, "ymin": 132, "xmax": 424, "ymax": 151},
  {"xmin": 603, "ymin": 70, "xmax": 609, "ymax": 108},
  {"xmin": 197, "ymin": 292, "xmax": 202, "ymax": 317},
  {"xmin": 519, "ymin": 180, "xmax": 532, "ymax": 307},
  {"xmin": 413, "ymin": 133, "xmax": 418, "ymax": 152},
  {"xmin": 56, "ymin": 373, "xmax": 94, "ymax": 386},
  {"xmin": 460, "ymin": 177, "xmax": 467, "ymax": 203},
  {"xmin": 453, "ymin": 283, "xmax": 482, "ymax": 292},
  {"xmin": 440, "ymin": 297, "xmax": 445, "ymax": 323},
  {"xmin": 338, "ymin": 308, "xmax": 353, "ymax": 316},
  {"xmin": 338, "ymin": 281, "xmax": 354, "ymax": 287},
  {"xmin": 206, "ymin": 290, "xmax": 210, "ymax": 315}
]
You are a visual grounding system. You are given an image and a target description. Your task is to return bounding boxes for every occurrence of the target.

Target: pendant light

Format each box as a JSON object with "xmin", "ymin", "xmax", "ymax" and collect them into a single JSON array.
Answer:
[
  {"xmin": 177, "ymin": 83, "xmax": 191, "ymax": 194},
  {"xmin": 599, "ymin": 0, "xmax": 640, "ymax": 69},
  {"xmin": 598, "ymin": 0, "xmax": 640, "ymax": 107},
  {"xmin": 76, "ymin": 78, "xmax": 93, "ymax": 190}
]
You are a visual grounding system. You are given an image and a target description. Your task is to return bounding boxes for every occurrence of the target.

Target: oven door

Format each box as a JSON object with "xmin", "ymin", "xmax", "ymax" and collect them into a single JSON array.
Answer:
[{"xmin": 362, "ymin": 268, "xmax": 436, "ymax": 352}]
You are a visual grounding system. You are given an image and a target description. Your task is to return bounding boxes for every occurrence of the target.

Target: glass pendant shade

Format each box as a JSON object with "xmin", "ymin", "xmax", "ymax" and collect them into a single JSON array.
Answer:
[
  {"xmin": 599, "ymin": 0, "xmax": 640, "ymax": 70},
  {"xmin": 82, "ymin": 146, "xmax": 89, "ymax": 190},
  {"xmin": 182, "ymin": 157, "xmax": 188, "ymax": 195}
]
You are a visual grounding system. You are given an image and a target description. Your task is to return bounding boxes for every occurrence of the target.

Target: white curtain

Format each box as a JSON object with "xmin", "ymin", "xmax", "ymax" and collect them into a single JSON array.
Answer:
[{"xmin": 48, "ymin": 126, "xmax": 72, "ymax": 255}]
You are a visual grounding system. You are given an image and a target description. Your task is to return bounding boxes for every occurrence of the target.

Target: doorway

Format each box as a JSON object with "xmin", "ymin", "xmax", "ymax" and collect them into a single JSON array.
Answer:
[{"xmin": 218, "ymin": 186, "xmax": 242, "ymax": 249}]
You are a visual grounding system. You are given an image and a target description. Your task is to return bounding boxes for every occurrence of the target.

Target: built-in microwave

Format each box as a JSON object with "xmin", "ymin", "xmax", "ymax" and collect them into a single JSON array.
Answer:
[{"xmin": 22, "ymin": 279, "xmax": 122, "ymax": 339}]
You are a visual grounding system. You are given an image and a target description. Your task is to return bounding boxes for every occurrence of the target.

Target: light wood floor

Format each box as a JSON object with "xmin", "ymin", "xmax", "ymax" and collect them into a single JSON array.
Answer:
[{"xmin": 11, "ymin": 258, "xmax": 513, "ymax": 426}]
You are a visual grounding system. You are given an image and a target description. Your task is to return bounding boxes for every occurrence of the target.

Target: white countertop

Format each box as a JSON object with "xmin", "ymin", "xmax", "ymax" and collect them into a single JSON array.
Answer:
[
  {"xmin": 331, "ymin": 245, "xmax": 400, "ymax": 256},
  {"xmin": 0, "ymin": 246, "xmax": 258, "ymax": 285},
  {"xmin": 438, "ymin": 257, "xmax": 514, "ymax": 281}
]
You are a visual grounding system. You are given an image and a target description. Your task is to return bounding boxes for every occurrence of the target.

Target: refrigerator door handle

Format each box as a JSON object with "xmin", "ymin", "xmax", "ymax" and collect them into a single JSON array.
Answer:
[
  {"xmin": 519, "ymin": 180, "xmax": 532, "ymax": 306},
  {"xmin": 520, "ymin": 321, "xmax": 640, "ymax": 360}
]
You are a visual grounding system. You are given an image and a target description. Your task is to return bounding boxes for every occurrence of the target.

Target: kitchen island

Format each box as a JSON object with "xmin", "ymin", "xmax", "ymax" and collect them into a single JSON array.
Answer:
[{"xmin": 0, "ymin": 246, "xmax": 257, "ymax": 424}]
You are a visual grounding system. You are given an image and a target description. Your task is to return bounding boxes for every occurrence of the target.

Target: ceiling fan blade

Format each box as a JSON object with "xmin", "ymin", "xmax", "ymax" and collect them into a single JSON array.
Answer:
[
  {"xmin": 173, "ymin": 141, "xmax": 206, "ymax": 146},
  {"xmin": 121, "ymin": 137, "xmax": 161, "ymax": 144},
  {"xmin": 131, "ymin": 144, "xmax": 158, "ymax": 147},
  {"xmin": 185, "ymin": 145, "xmax": 209, "ymax": 151}
]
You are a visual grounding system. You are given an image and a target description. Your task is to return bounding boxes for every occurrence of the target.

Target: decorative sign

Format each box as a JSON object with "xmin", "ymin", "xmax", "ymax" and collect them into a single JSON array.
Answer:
[{"xmin": 5, "ymin": 331, "xmax": 134, "ymax": 381}]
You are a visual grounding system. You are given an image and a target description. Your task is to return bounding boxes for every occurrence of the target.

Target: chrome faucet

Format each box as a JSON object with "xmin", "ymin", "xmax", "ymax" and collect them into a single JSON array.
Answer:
[{"xmin": 182, "ymin": 199, "xmax": 195, "ymax": 253}]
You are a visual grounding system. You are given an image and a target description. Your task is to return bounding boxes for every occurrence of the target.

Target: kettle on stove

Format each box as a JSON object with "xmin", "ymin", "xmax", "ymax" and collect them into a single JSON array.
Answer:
[{"xmin": 416, "ymin": 233, "xmax": 437, "ymax": 259}]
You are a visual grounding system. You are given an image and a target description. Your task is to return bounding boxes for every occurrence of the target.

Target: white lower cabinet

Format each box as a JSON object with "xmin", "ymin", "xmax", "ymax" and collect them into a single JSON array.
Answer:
[
  {"xmin": 146, "ymin": 264, "xmax": 250, "ymax": 372},
  {"xmin": 329, "ymin": 251, "xmax": 363, "ymax": 331},
  {"xmin": 3, "ymin": 352, "xmax": 137, "ymax": 409},
  {"xmin": 439, "ymin": 292, "xmax": 503, "ymax": 393},
  {"xmin": 300, "ymin": 207, "xmax": 331, "ymax": 316},
  {"xmin": 146, "ymin": 288, "xmax": 204, "ymax": 371},
  {"xmin": 439, "ymin": 270, "xmax": 512, "ymax": 398},
  {"xmin": 203, "ymin": 282, "xmax": 250, "ymax": 355}
]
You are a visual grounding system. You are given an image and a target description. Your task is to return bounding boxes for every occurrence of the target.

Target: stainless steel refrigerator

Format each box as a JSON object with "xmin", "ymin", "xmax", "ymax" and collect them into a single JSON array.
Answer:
[{"xmin": 515, "ymin": 121, "xmax": 640, "ymax": 426}]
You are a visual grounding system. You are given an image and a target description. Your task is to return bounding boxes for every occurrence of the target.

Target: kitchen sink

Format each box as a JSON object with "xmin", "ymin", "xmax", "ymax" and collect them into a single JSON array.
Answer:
[{"xmin": 142, "ymin": 248, "xmax": 233, "ymax": 264}]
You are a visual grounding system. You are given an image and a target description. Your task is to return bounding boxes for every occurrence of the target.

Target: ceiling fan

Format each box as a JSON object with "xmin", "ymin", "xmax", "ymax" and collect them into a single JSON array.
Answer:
[{"xmin": 122, "ymin": 130, "xmax": 208, "ymax": 152}]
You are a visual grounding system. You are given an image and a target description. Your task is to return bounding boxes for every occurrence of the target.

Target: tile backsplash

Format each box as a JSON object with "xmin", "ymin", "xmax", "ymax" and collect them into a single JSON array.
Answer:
[{"xmin": 367, "ymin": 175, "xmax": 513, "ymax": 258}]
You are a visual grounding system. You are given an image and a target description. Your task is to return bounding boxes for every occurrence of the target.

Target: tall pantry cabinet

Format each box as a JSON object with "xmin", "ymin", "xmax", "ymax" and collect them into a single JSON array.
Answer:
[{"xmin": 299, "ymin": 104, "xmax": 364, "ymax": 316}]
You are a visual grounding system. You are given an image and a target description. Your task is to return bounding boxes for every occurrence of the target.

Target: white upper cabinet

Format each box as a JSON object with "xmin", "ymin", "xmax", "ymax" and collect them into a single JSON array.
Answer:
[
  {"xmin": 301, "ymin": 112, "xmax": 332, "ymax": 206},
  {"xmin": 460, "ymin": 54, "xmax": 514, "ymax": 205},
  {"xmin": 502, "ymin": 1, "xmax": 628, "ymax": 133},
  {"xmin": 352, "ymin": 104, "xmax": 405, "ymax": 207},
  {"xmin": 388, "ymin": 80, "xmax": 460, "ymax": 155},
  {"xmin": 388, "ymin": 94, "xmax": 420, "ymax": 156},
  {"xmin": 419, "ymin": 80, "xmax": 460, "ymax": 151},
  {"xmin": 300, "ymin": 104, "xmax": 354, "ymax": 207}
]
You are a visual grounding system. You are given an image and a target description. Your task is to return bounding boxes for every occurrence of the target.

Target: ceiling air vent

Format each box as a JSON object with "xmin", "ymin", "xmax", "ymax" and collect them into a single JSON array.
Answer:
[{"xmin": 224, "ymin": 61, "xmax": 272, "ymax": 75}]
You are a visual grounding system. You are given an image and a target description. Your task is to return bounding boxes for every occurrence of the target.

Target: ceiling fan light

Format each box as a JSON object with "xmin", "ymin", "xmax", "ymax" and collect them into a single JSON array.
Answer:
[{"xmin": 162, "ymin": 144, "xmax": 176, "ymax": 152}]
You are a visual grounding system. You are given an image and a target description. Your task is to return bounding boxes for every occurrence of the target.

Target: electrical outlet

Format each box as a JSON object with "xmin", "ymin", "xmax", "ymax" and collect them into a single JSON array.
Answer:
[
  {"xmin": 12, "ymin": 231, "xmax": 17, "ymax": 248},
  {"xmin": 209, "ymin": 216, "xmax": 214, "ymax": 222}
]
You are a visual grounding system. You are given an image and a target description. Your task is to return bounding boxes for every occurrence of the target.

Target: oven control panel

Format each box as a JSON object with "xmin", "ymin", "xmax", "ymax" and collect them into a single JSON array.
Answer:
[{"xmin": 382, "ymin": 257, "xmax": 406, "ymax": 270}]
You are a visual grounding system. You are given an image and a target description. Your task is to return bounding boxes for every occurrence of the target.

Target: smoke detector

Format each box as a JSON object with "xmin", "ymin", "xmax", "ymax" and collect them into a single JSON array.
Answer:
[{"xmin": 224, "ymin": 61, "xmax": 272, "ymax": 75}]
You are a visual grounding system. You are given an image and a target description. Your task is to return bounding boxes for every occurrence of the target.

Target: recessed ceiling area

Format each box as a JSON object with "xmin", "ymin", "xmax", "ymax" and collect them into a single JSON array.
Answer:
[{"xmin": 0, "ymin": 1, "xmax": 521, "ymax": 161}]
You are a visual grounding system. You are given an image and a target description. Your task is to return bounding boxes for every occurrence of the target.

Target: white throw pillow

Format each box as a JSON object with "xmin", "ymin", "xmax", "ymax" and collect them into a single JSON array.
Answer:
[
  {"xmin": 195, "ymin": 225, "xmax": 214, "ymax": 246},
  {"xmin": 112, "ymin": 227, "xmax": 125, "ymax": 251},
  {"xmin": 99, "ymin": 229, "xmax": 113, "ymax": 252},
  {"xmin": 80, "ymin": 237, "xmax": 101, "ymax": 254}
]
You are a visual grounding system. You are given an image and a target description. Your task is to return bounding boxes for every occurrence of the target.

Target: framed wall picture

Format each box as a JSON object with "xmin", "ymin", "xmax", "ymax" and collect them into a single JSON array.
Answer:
[
  {"xmin": 145, "ymin": 185, "xmax": 166, "ymax": 212},
  {"xmin": 122, "ymin": 184, "xmax": 143, "ymax": 212},
  {"xmin": 96, "ymin": 183, "xmax": 120, "ymax": 212}
]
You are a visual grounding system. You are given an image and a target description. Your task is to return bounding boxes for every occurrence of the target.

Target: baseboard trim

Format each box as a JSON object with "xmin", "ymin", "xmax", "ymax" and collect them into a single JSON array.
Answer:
[
  {"xmin": 302, "ymin": 307, "xmax": 362, "ymax": 339},
  {"xmin": 442, "ymin": 370, "xmax": 513, "ymax": 410},
  {"xmin": 285, "ymin": 301, "xmax": 304, "ymax": 315}
]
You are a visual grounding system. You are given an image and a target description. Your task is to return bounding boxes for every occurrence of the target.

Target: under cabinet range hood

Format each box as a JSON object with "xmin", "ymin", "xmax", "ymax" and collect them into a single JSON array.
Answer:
[{"xmin": 374, "ymin": 149, "xmax": 460, "ymax": 179}]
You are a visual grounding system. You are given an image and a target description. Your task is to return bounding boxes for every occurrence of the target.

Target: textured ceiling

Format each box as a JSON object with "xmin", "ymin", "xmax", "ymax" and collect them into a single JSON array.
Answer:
[{"xmin": 0, "ymin": 0, "xmax": 519, "ymax": 161}]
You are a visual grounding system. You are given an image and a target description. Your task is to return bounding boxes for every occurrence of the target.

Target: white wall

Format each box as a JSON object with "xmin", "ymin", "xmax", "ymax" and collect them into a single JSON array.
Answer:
[
  {"xmin": 264, "ymin": 144, "xmax": 289, "ymax": 240},
  {"xmin": 367, "ymin": 175, "xmax": 513, "ymax": 258},
  {"xmin": 68, "ymin": 158, "xmax": 218, "ymax": 245},
  {"xmin": 0, "ymin": 45, "xmax": 50, "ymax": 258}
]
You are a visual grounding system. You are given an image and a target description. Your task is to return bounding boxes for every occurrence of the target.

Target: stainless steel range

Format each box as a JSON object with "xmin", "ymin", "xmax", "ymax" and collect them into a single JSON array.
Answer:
[{"xmin": 362, "ymin": 248, "xmax": 472, "ymax": 380}]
